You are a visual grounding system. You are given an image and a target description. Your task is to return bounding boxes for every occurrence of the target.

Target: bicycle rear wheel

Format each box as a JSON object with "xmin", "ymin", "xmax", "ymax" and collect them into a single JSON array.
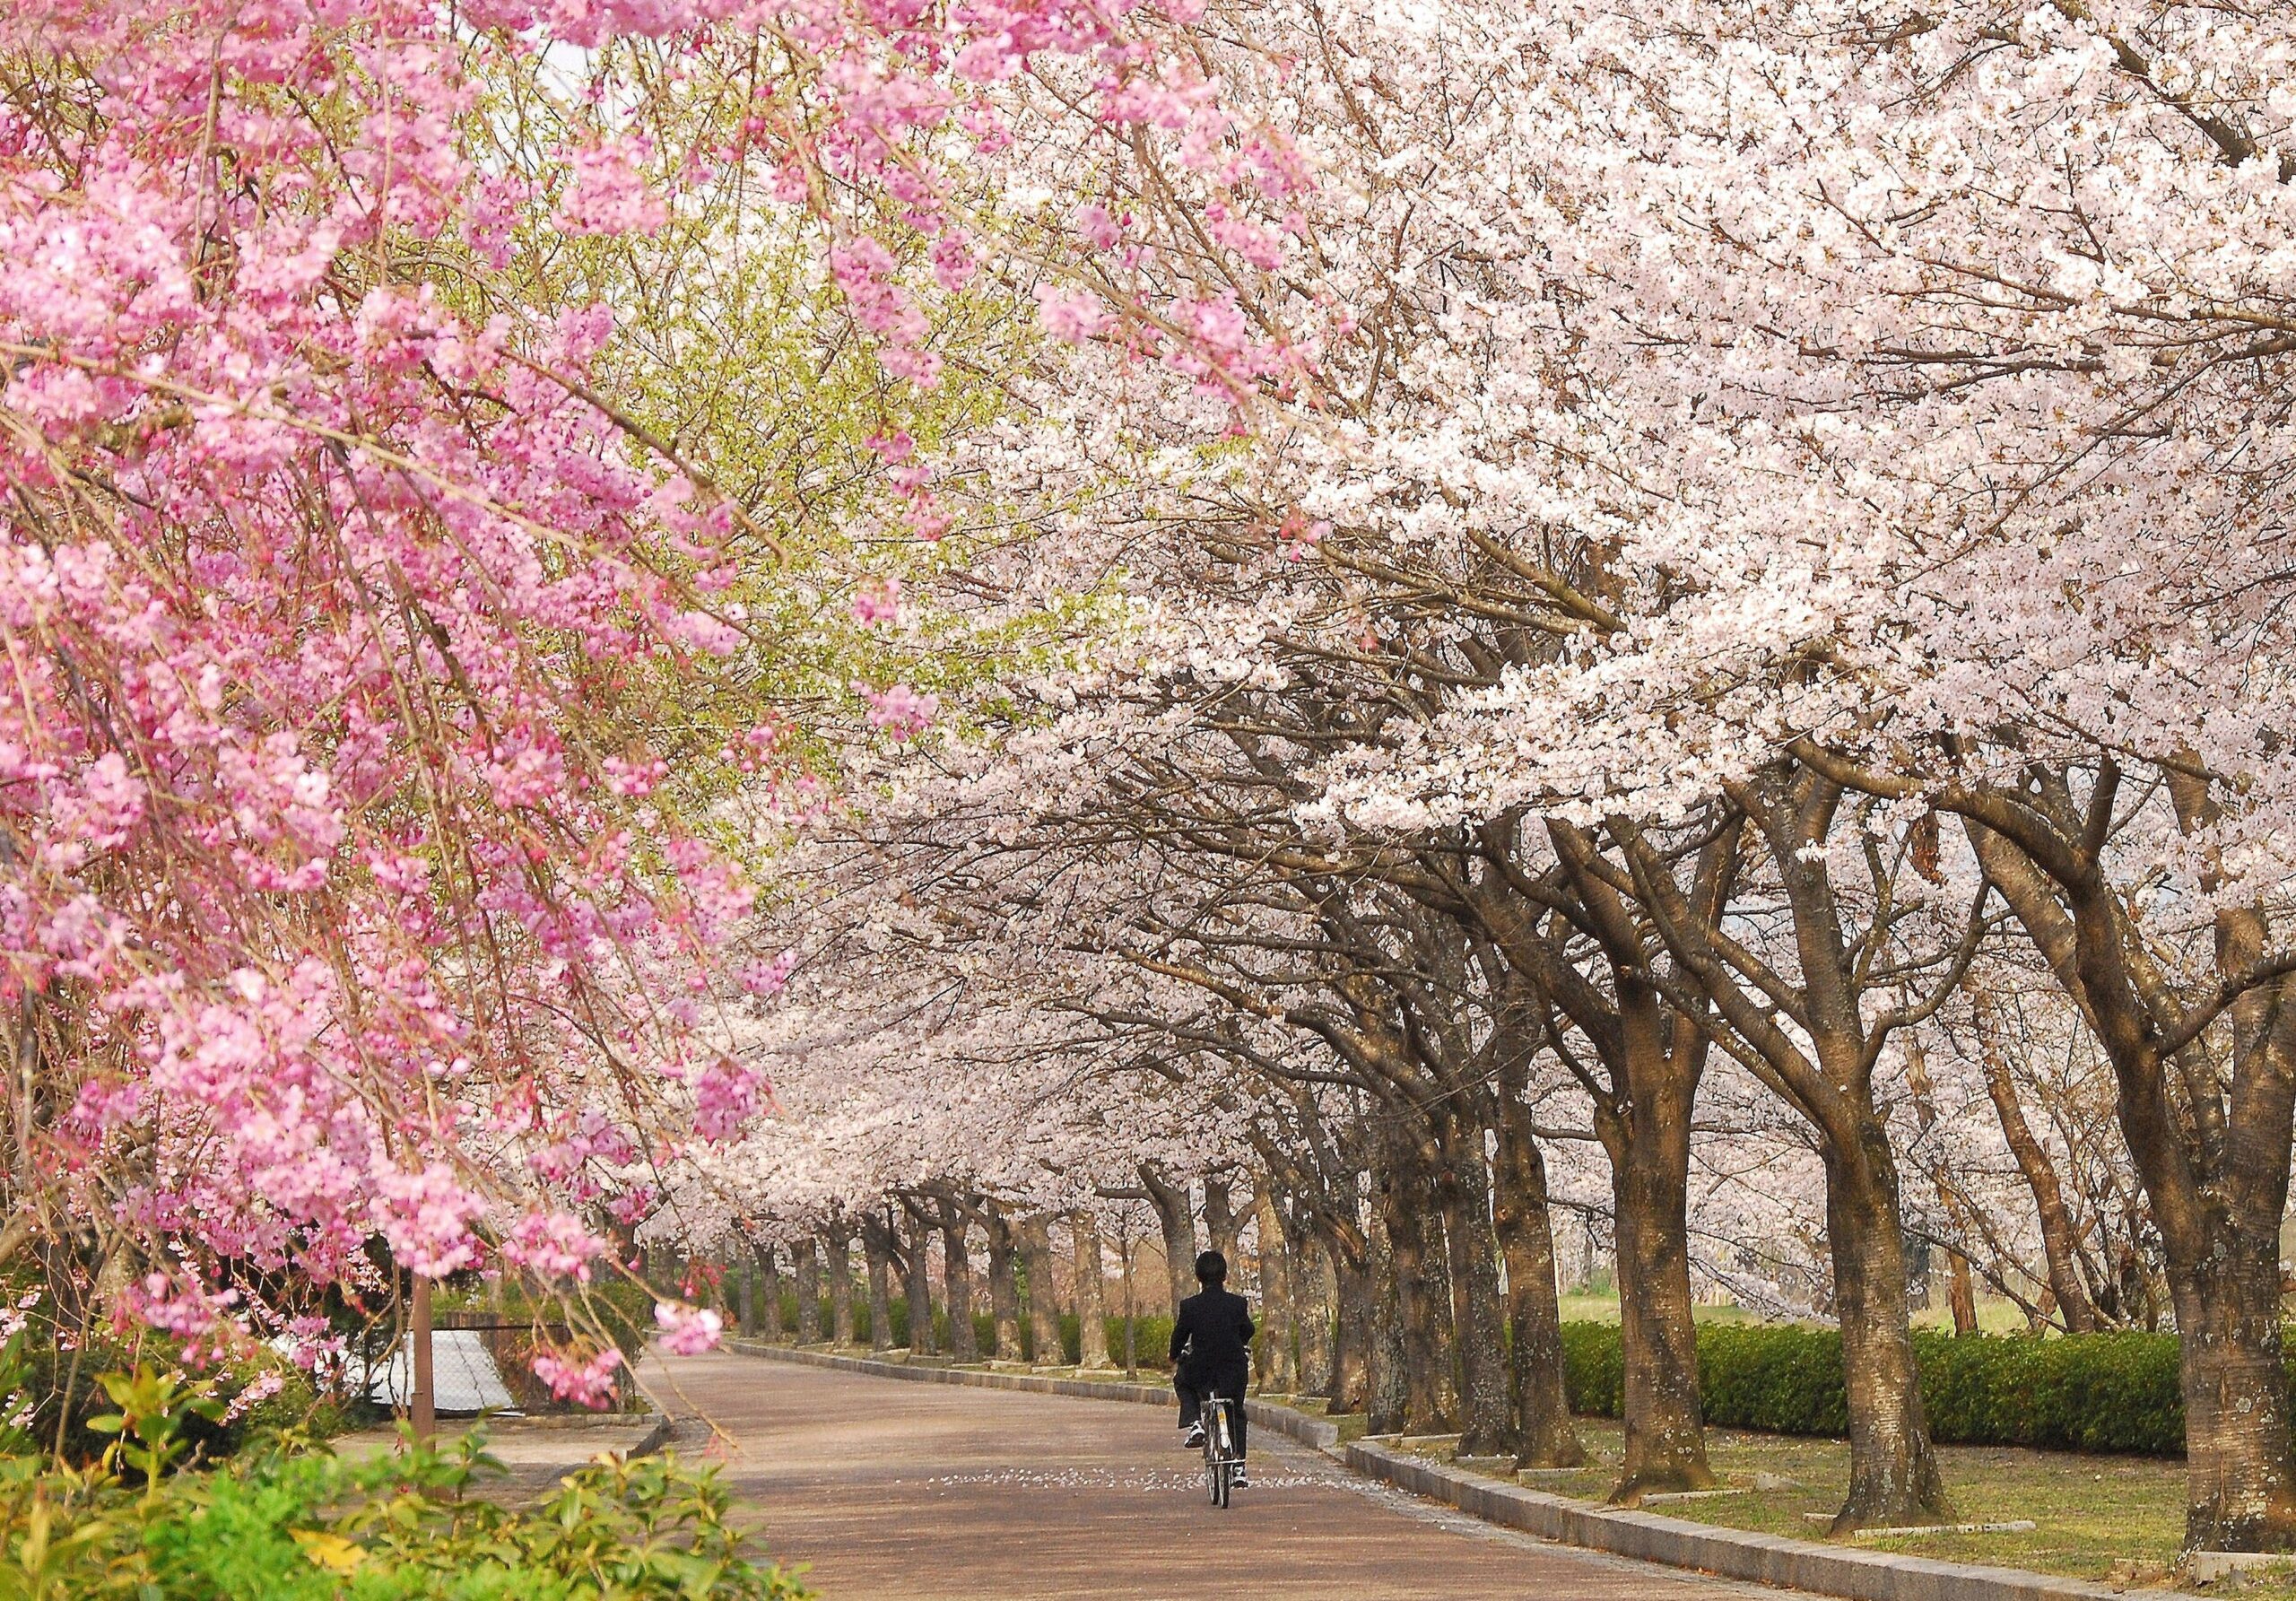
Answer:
[{"xmin": 1210, "ymin": 1402, "xmax": 1233, "ymax": 1508}]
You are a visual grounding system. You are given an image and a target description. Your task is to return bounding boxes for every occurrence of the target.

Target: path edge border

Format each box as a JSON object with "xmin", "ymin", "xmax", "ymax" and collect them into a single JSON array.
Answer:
[{"xmin": 723, "ymin": 1340, "xmax": 2174, "ymax": 1601}]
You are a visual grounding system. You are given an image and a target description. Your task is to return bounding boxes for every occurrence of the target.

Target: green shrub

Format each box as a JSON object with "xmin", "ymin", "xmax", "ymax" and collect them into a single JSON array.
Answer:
[
  {"xmin": 1561, "ymin": 1321, "xmax": 2200, "ymax": 1457},
  {"xmin": 1561, "ymin": 1322, "xmax": 1625, "ymax": 1417},
  {"xmin": 1700, "ymin": 1325, "xmax": 1852, "ymax": 1436},
  {"xmin": 1103, "ymin": 1314, "xmax": 1173, "ymax": 1370},
  {"xmin": 0, "ymin": 1348, "xmax": 808, "ymax": 1599},
  {"xmin": 1917, "ymin": 1328, "xmax": 2187, "ymax": 1455},
  {"xmin": 21, "ymin": 1332, "xmax": 335, "ymax": 1466}
]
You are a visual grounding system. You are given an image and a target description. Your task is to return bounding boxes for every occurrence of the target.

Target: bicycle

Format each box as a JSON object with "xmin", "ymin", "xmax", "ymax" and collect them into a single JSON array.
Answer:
[{"xmin": 1199, "ymin": 1391, "xmax": 1242, "ymax": 1508}]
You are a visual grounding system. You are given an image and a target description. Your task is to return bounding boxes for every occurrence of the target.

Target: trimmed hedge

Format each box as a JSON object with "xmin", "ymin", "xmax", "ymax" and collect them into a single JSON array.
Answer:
[
  {"xmin": 1561, "ymin": 1322, "xmax": 2205, "ymax": 1457},
  {"xmin": 768, "ymin": 1296, "xmax": 1177, "ymax": 1369}
]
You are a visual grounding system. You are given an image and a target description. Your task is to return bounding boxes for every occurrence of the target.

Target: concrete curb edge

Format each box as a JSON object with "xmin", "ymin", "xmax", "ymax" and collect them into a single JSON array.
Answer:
[
  {"xmin": 725, "ymin": 1340, "xmax": 2171, "ymax": 1601},
  {"xmin": 626, "ymin": 1408, "xmax": 674, "ymax": 1458}
]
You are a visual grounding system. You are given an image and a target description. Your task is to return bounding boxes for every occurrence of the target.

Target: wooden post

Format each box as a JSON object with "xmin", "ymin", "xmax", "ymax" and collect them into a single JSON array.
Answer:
[{"xmin": 411, "ymin": 1275, "xmax": 436, "ymax": 1443}]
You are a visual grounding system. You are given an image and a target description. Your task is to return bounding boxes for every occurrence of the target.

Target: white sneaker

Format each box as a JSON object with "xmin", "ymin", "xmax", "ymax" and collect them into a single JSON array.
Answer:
[
  {"xmin": 1231, "ymin": 1465, "xmax": 1249, "ymax": 1487},
  {"xmin": 1182, "ymin": 1423, "xmax": 1205, "ymax": 1449}
]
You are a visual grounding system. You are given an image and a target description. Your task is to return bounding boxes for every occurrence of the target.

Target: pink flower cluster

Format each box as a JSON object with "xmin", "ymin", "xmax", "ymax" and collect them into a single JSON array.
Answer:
[
  {"xmin": 742, "ymin": 951, "xmax": 798, "ymax": 996},
  {"xmin": 499, "ymin": 1211, "xmax": 612, "ymax": 1282},
  {"xmin": 653, "ymin": 1301, "xmax": 724, "ymax": 1355},
  {"xmin": 532, "ymin": 1345, "xmax": 626, "ymax": 1409},
  {"xmin": 558, "ymin": 138, "xmax": 669, "ymax": 236},
  {"xmin": 370, "ymin": 1166, "xmax": 489, "ymax": 1278},
  {"xmin": 851, "ymin": 579, "xmax": 903, "ymax": 626},
  {"xmin": 861, "ymin": 683, "xmax": 940, "ymax": 741},
  {"xmin": 117, "ymin": 1275, "xmax": 243, "ymax": 1367}
]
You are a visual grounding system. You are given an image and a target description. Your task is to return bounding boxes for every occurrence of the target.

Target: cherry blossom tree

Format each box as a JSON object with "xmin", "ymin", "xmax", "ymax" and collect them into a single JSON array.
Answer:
[
  {"xmin": 735, "ymin": 0, "xmax": 2296, "ymax": 1548},
  {"xmin": 1245, "ymin": 0, "xmax": 2296, "ymax": 1552},
  {"xmin": 0, "ymin": 0, "xmax": 1307, "ymax": 1395}
]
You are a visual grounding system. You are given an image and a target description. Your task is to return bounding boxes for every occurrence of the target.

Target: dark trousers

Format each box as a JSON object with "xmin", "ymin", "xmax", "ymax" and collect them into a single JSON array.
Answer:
[{"xmin": 1176, "ymin": 1362, "xmax": 1250, "ymax": 1457}]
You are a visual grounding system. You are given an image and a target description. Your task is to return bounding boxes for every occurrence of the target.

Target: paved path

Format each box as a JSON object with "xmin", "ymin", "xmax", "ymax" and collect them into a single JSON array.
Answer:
[{"xmin": 645, "ymin": 1351, "xmax": 1791, "ymax": 1601}]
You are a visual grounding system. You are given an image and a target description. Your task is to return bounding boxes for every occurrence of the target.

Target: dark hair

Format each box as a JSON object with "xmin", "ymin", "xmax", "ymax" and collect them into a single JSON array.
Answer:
[{"xmin": 1195, "ymin": 1249, "xmax": 1228, "ymax": 1284}]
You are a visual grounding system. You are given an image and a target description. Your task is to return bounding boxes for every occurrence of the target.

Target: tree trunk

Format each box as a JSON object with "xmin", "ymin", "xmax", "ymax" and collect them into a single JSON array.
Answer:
[
  {"xmin": 1294, "ymin": 1218, "xmax": 1336, "ymax": 1399},
  {"xmin": 1377, "ymin": 1153, "xmax": 1453, "ymax": 1434},
  {"xmin": 755, "ymin": 1241, "xmax": 785, "ymax": 1340},
  {"xmin": 1141, "ymin": 1166, "xmax": 1198, "ymax": 1314},
  {"xmin": 1947, "ymin": 1249, "xmax": 1979, "ymax": 1335},
  {"xmin": 1020, "ymin": 1216, "xmax": 1061, "ymax": 1365},
  {"xmin": 792, "ymin": 1237, "xmax": 822, "ymax": 1344},
  {"xmin": 1368, "ymin": 1210, "xmax": 1411, "ymax": 1436},
  {"xmin": 1251, "ymin": 1185, "xmax": 1297, "ymax": 1392},
  {"xmin": 1203, "ymin": 1176, "xmax": 1239, "ymax": 1260},
  {"xmin": 1492, "ymin": 1092, "xmax": 1583, "ymax": 1469},
  {"xmin": 1825, "ymin": 1123, "xmax": 1950, "ymax": 1532},
  {"xmin": 941, "ymin": 1211, "xmax": 978, "ymax": 1362},
  {"xmin": 1322, "ymin": 1222, "xmax": 1368, "ymax": 1414},
  {"xmin": 1073, "ymin": 1214, "xmax": 1112, "ymax": 1368},
  {"xmin": 862, "ymin": 1214, "xmax": 895, "ymax": 1352},
  {"xmin": 985, "ymin": 1207, "xmax": 1022, "ymax": 1361},
  {"xmin": 1607, "ymin": 1067, "xmax": 1715, "ymax": 1499},
  {"xmin": 1119, "ymin": 1228, "xmax": 1140, "ymax": 1375},
  {"xmin": 825, "ymin": 1227, "xmax": 857, "ymax": 1346},
  {"xmin": 2174, "ymin": 1250, "xmax": 2296, "ymax": 1550},
  {"xmin": 901, "ymin": 1202, "xmax": 935, "ymax": 1354},
  {"xmin": 1438, "ymin": 1123, "xmax": 1513, "ymax": 1457},
  {"xmin": 737, "ymin": 1248, "xmax": 758, "ymax": 1336},
  {"xmin": 410, "ymin": 1275, "xmax": 435, "ymax": 1443},
  {"xmin": 1962, "ymin": 805, "xmax": 2296, "ymax": 1549},
  {"xmin": 1329, "ymin": 1229, "xmax": 1372, "ymax": 1414},
  {"xmin": 1971, "ymin": 993, "xmax": 2100, "ymax": 1333}
]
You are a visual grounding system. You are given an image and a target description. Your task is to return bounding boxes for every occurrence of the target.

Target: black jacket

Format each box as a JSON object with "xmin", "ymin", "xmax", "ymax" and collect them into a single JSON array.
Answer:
[{"xmin": 1170, "ymin": 1286, "xmax": 1255, "ymax": 1373}]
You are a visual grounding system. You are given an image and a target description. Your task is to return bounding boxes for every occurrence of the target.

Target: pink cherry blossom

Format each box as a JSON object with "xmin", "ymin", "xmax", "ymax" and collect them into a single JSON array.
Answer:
[
  {"xmin": 1033, "ymin": 283, "xmax": 1113, "ymax": 344},
  {"xmin": 558, "ymin": 138, "xmax": 669, "ymax": 236},
  {"xmin": 652, "ymin": 1301, "xmax": 724, "ymax": 1355},
  {"xmin": 860, "ymin": 683, "xmax": 939, "ymax": 741},
  {"xmin": 851, "ymin": 579, "xmax": 903, "ymax": 626},
  {"xmin": 0, "ymin": 0, "xmax": 1294, "ymax": 1347},
  {"xmin": 531, "ymin": 1345, "xmax": 626, "ymax": 1408},
  {"xmin": 692, "ymin": 1057, "xmax": 762, "ymax": 1143},
  {"xmin": 500, "ymin": 1212, "xmax": 611, "ymax": 1281}
]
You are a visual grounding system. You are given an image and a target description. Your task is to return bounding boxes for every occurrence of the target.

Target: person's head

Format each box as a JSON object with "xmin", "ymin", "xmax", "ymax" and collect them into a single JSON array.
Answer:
[{"xmin": 1195, "ymin": 1249, "xmax": 1228, "ymax": 1286}]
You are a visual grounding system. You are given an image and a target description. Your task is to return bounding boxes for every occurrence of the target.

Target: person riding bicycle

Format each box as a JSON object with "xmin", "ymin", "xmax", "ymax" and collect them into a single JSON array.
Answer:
[{"xmin": 1171, "ymin": 1249, "xmax": 1255, "ymax": 1484}]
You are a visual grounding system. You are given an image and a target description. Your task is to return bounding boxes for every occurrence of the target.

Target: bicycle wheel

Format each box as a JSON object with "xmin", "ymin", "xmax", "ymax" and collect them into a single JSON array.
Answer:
[
  {"xmin": 1204, "ymin": 1432, "xmax": 1222, "ymax": 1505},
  {"xmin": 1211, "ymin": 1403, "xmax": 1233, "ymax": 1508}
]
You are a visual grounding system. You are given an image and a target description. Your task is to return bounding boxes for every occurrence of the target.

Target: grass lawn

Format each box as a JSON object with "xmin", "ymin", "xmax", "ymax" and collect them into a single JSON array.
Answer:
[
  {"xmin": 1554, "ymin": 1290, "xmax": 2036, "ymax": 1336},
  {"xmin": 1555, "ymin": 1292, "xmax": 1765, "ymax": 1325},
  {"xmin": 1908, "ymin": 1296, "xmax": 2051, "ymax": 1336},
  {"xmin": 1393, "ymin": 1418, "xmax": 2277, "ymax": 1595}
]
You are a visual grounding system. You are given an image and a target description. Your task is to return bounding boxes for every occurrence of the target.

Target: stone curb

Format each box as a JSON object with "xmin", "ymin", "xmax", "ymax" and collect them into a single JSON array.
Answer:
[
  {"xmin": 726, "ymin": 1340, "xmax": 2172, "ymax": 1601},
  {"xmin": 508, "ymin": 1408, "xmax": 665, "ymax": 1431},
  {"xmin": 512, "ymin": 1398, "xmax": 673, "ymax": 1457},
  {"xmin": 626, "ymin": 1408, "xmax": 674, "ymax": 1458}
]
